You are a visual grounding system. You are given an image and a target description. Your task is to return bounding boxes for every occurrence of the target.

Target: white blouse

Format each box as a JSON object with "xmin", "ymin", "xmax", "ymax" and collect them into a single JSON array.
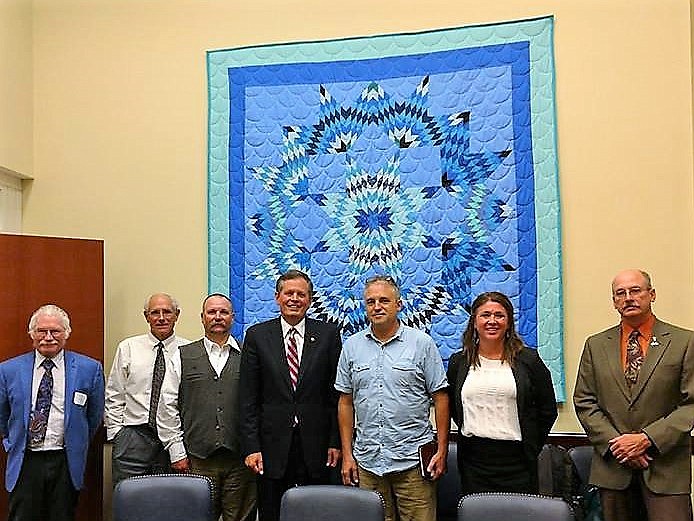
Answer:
[{"xmin": 460, "ymin": 356, "xmax": 522, "ymax": 440}]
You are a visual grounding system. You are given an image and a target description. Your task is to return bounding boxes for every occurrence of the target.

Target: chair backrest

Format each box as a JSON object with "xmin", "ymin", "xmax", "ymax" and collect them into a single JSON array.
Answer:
[
  {"xmin": 437, "ymin": 441, "xmax": 462, "ymax": 521},
  {"xmin": 113, "ymin": 474, "xmax": 215, "ymax": 521},
  {"xmin": 568, "ymin": 445, "xmax": 593, "ymax": 489},
  {"xmin": 457, "ymin": 492, "xmax": 574, "ymax": 521},
  {"xmin": 279, "ymin": 485, "xmax": 384, "ymax": 521}
]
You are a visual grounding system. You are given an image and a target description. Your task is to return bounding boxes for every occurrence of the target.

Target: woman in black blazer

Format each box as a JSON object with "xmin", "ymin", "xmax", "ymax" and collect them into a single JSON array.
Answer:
[{"xmin": 447, "ymin": 291, "xmax": 557, "ymax": 494}]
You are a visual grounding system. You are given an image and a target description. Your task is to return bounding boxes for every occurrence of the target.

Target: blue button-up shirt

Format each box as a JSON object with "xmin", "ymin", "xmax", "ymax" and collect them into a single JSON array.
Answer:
[{"xmin": 334, "ymin": 324, "xmax": 447, "ymax": 476}]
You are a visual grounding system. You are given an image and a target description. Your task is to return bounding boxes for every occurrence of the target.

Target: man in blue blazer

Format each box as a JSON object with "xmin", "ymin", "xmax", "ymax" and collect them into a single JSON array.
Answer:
[{"xmin": 0, "ymin": 304, "xmax": 105, "ymax": 521}]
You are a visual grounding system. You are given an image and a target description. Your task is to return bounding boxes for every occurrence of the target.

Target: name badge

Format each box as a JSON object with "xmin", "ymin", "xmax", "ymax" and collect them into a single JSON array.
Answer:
[{"xmin": 73, "ymin": 391, "xmax": 87, "ymax": 406}]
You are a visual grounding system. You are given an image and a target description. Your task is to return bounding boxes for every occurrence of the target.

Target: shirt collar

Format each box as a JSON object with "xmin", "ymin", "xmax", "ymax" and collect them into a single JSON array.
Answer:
[
  {"xmin": 280, "ymin": 317, "xmax": 306, "ymax": 340},
  {"xmin": 366, "ymin": 322, "xmax": 402, "ymax": 346},
  {"xmin": 147, "ymin": 331, "xmax": 177, "ymax": 349},
  {"xmin": 203, "ymin": 335, "xmax": 241, "ymax": 353},
  {"xmin": 621, "ymin": 313, "xmax": 656, "ymax": 338},
  {"xmin": 34, "ymin": 349, "xmax": 65, "ymax": 369}
]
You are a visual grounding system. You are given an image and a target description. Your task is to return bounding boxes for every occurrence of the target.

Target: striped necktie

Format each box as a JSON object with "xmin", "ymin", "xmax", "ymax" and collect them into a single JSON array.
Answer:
[{"xmin": 287, "ymin": 328, "xmax": 299, "ymax": 390}]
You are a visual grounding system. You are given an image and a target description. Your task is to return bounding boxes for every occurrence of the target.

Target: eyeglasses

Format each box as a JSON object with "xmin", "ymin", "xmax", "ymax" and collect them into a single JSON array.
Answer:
[
  {"xmin": 613, "ymin": 287, "xmax": 649, "ymax": 300},
  {"xmin": 33, "ymin": 328, "xmax": 66, "ymax": 338},
  {"xmin": 146, "ymin": 309, "xmax": 176, "ymax": 318},
  {"xmin": 477, "ymin": 312, "xmax": 507, "ymax": 321}
]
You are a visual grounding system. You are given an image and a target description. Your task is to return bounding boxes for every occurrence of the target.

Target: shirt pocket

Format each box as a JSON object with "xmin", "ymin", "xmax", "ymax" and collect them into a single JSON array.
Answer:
[
  {"xmin": 353, "ymin": 364, "xmax": 372, "ymax": 390},
  {"xmin": 391, "ymin": 358, "xmax": 422, "ymax": 389}
]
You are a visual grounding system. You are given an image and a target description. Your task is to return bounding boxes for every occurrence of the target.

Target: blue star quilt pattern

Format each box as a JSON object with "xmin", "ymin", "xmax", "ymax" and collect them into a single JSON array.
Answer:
[{"xmin": 208, "ymin": 16, "xmax": 565, "ymax": 399}]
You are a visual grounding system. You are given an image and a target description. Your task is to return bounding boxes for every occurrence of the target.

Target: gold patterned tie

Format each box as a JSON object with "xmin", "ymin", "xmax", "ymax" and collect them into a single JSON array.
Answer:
[{"xmin": 625, "ymin": 330, "xmax": 643, "ymax": 386}]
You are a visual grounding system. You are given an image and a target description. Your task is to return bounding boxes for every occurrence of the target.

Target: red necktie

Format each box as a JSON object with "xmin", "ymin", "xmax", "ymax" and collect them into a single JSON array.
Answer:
[{"xmin": 287, "ymin": 328, "xmax": 299, "ymax": 390}]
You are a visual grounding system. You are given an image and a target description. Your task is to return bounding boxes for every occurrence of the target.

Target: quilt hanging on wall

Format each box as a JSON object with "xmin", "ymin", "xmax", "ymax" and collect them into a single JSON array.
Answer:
[{"xmin": 208, "ymin": 15, "xmax": 564, "ymax": 399}]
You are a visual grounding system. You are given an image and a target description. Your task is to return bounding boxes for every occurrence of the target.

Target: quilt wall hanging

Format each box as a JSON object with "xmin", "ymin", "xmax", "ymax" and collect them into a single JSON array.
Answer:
[{"xmin": 208, "ymin": 15, "xmax": 564, "ymax": 399}]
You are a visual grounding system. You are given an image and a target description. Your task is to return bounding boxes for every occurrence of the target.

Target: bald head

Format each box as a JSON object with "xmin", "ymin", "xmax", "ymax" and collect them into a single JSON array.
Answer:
[
  {"xmin": 143, "ymin": 293, "xmax": 180, "ymax": 341},
  {"xmin": 611, "ymin": 269, "xmax": 655, "ymax": 327}
]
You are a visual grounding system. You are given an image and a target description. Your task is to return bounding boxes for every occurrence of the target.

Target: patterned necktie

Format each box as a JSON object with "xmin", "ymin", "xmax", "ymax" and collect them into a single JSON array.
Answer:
[
  {"xmin": 287, "ymin": 328, "xmax": 299, "ymax": 390},
  {"xmin": 625, "ymin": 329, "xmax": 643, "ymax": 386},
  {"xmin": 148, "ymin": 342, "xmax": 166, "ymax": 430},
  {"xmin": 29, "ymin": 358, "xmax": 55, "ymax": 446}
]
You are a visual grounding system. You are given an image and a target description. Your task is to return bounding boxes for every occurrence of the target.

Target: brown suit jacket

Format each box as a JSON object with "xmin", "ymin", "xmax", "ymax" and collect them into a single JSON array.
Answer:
[{"xmin": 574, "ymin": 318, "xmax": 694, "ymax": 494}]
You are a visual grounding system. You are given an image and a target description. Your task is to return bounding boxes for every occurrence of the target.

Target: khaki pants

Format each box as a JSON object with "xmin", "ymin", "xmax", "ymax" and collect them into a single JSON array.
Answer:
[
  {"xmin": 358, "ymin": 465, "xmax": 436, "ymax": 521},
  {"xmin": 190, "ymin": 450, "xmax": 257, "ymax": 521}
]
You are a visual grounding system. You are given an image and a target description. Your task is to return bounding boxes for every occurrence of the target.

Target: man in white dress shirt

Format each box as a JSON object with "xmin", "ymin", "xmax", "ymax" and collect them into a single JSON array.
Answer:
[
  {"xmin": 105, "ymin": 293, "xmax": 189, "ymax": 484},
  {"xmin": 158, "ymin": 294, "xmax": 256, "ymax": 521}
]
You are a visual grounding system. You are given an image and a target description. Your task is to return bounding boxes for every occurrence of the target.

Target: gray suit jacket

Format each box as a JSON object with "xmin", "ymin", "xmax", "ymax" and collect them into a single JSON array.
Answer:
[{"xmin": 574, "ymin": 318, "xmax": 694, "ymax": 494}]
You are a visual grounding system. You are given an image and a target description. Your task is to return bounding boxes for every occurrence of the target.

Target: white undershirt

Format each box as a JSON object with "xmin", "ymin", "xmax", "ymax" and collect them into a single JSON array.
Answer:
[{"xmin": 460, "ymin": 356, "xmax": 522, "ymax": 441}]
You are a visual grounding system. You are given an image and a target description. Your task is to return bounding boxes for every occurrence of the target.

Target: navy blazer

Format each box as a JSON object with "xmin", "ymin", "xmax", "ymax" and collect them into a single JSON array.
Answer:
[
  {"xmin": 239, "ymin": 317, "xmax": 342, "ymax": 479},
  {"xmin": 447, "ymin": 348, "xmax": 557, "ymax": 469},
  {"xmin": 0, "ymin": 350, "xmax": 104, "ymax": 491}
]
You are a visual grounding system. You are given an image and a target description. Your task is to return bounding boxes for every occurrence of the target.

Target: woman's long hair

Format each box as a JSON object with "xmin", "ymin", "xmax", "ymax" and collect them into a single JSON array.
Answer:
[{"xmin": 461, "ymin": 291, "xmax": 525, "ymax": 367}]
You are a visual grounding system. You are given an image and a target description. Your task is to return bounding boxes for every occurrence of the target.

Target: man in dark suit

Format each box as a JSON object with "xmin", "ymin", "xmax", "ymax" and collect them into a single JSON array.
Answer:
[
  {"xmin": 0, "ymin": 304, "xmax": 105, "ymax": 521},
  {"xmin": 574, "ymin": 269, "xmax": 694, "ymax": 521},
  {"xmin": 240, "ymin": 270, "xmax": 342, "ymax": 521}
]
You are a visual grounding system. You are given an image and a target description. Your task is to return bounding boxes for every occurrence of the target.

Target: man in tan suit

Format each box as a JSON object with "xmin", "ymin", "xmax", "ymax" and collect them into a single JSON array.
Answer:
[{"xmin": 574, "ymin": 269, "xmax": 694, "ymax": 521}]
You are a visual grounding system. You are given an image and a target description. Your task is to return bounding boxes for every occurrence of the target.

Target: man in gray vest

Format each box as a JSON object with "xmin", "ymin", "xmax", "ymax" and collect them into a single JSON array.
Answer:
[{"xmin": 158, "ymin": 294, "xmax": 256, "ymax": 521}]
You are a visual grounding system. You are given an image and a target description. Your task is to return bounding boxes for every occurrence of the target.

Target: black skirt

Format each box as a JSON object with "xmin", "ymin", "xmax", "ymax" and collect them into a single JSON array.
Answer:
[{"xmin": 457, "ymin": 435, "xmax": 534, "ymax": 495}]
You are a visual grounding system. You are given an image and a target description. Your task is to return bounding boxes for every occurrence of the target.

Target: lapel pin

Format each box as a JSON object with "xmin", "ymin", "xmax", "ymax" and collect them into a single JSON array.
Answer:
[{"xmin": 650, "ymin": 336, "xmax": 659, "ymax": 347}]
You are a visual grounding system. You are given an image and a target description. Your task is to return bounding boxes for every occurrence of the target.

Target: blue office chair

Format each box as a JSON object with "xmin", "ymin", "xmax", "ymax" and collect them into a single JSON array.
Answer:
[
  {"xmin": 113, "ymin": 474, "xmax": 215, "ymax": 521},
  {"xmin": 458, "ymin": 492, "xmax": 574, "ymax": 521},
  {"xmin": 279, "ymin": 485, "xmax": 385, "ymax": 521},
  {"xmin": 437, "ymin": 441, "xmax": 462, "ymax": 521}
]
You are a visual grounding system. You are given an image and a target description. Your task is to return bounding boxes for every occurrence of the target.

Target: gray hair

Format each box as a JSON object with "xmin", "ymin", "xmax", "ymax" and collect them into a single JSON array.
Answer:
[
  {"xmin": 143, "ymin": 293, "xmax": 180, "ymax": 313},
  {"xmin": 28, "ymin": 304, "xmax": 72, "ymax": 337},
  {"xmin": 639, "ymin": 270, "xmax": 653, "ymax": 289},
  {"xmin": 364, "ymin": 275, "xmax": 401, "ymax": 300}
]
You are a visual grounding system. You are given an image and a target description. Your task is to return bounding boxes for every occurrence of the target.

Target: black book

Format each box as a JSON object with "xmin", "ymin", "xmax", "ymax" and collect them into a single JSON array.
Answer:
[{"xmin": 418, "ymin": 440, "xmax": 438, "ymax": 480}]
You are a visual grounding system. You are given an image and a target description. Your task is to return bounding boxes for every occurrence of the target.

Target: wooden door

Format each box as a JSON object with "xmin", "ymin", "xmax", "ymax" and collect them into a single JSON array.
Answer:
[{"xmin": 0, "ymin": 233, "xmax": 104, "ymax": 521}]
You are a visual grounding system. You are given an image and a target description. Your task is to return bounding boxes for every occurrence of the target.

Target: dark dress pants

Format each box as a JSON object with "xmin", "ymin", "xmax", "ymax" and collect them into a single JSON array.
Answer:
[
  {"xmin": 257, "ymin": 428, "xmax": 329, "ymax": 521},
  {"xmin": 9, "ymin": 450, "xmax": 79, "ymax": 521}
]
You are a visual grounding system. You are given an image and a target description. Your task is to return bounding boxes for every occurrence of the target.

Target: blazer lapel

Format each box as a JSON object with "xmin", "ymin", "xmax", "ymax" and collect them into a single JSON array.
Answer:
[
  {"xmin": 267, "ymin": 319, "xmax": 293, "ymax": 391},
  {"xmin": 629, "ymin": 321, "xmax": 669, "ymax": 402},
  {"xmin": 601, "ymin": 327, "xmax": 631, "ymax": 401},
  {"xmin": 64, "ymin": 351, "xmax": 76, "ymax": 426},
  {"xmin": 297, "ymin": 321, "xmax": 319, "ymax": 387},
  {"xmin": 21, "ymin": 354, "xmax": 35, "ymax": 427}
]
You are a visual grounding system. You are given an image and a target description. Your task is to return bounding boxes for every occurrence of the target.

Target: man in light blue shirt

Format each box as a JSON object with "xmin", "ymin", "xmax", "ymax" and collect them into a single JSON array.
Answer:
[{"xmin": 335, "ymin": 275, "xmax": 449, "ymax": 521}]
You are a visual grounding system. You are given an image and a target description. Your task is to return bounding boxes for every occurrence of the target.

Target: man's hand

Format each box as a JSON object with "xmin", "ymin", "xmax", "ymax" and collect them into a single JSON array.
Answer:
[
  {"xmin": 608, "ymin": 432, "xmax": 652, "ymax": 463},
  {"xmin": 427, "ymin": 448, "xmax": 448, "ymax": 481},
  {"xmin": 171, "ymin": 457, "xmax": 190, "ymax": 472},
  {"xmin": 341, "ymin": 453, "xmax": 359, "ymax": 486},
  {"xmin": 245, "ymin": 452, "xmax": 264, "ymax": 475},
  {"xmin": 326, "ymin": 448, "xmax": 341, "ymax": 468},
  {"xmin": 623, "ymin": 453, "xmax": 652, "ymax": 470}
]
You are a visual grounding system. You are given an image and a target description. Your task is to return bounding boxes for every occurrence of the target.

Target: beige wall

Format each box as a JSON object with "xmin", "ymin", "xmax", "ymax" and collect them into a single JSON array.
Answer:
[
  {"xmin": 0, "ymin": 0, "xmax": 33, "ymax": 175},
  {"xmin": 9, "ymin": 0, "xmax": 694, "ymax": 467}
]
